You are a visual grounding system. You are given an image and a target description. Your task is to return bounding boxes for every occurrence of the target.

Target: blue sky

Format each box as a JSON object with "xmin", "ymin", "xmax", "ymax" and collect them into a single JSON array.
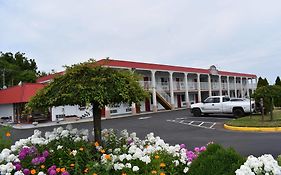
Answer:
[{"xmin": 1, "ymin": 0, "xmax": 281, "ymax": 83}]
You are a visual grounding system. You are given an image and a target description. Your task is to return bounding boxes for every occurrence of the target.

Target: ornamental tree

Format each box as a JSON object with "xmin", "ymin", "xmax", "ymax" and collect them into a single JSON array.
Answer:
[
  {"xmin": 28, "ymin": 60, "xmax": 148, "ymax": 143},
  {"xmin": 252, "ymin": 85, "xmax": 281, "ymax": 120}
]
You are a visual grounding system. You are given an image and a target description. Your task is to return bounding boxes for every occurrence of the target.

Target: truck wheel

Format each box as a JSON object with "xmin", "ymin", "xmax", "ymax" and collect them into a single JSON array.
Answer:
[
  {"xmin": 233, "ymin": 108, "xmax": 245, "ymax": 118},
  {"xmin": 193, "ymin": 109, "xmax": 202, "ymax": 117}
]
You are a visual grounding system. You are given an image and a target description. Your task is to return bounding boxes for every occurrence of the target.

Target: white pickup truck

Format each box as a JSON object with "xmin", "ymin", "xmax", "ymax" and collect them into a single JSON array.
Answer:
[{"xmin": 191, "ymin": 96, "xmax": 255, "ymax": 118}]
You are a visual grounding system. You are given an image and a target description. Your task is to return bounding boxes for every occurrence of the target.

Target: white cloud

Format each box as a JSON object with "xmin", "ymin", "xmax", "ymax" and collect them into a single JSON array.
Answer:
[{"xmin": 1, "ymin": 0, "xmax": 281, "ymax": 83}]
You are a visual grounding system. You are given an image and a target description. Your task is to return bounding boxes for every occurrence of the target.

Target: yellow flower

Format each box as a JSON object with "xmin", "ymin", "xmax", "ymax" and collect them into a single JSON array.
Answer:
[
  {"xmin": 100, "ymin": 149, "xmax": 105, "ymax": 154},
  {"xmin": 70, "ymin": 163, "xmax": 75, "ymax": 167},
  {"xmin": 155, "ymin": 155, "xmax": 160, "ymax": 159},
  {"xmin": 56, "ymin": 168, "xmax": 61, "ymax": 172},
  {"xmin": 41, "ymin": 165, "xmax": 45, "ymax": 169},
  {"xmin": 30, "ymin": 169, "xmax": 36, "ymax": 175},
  {"xmin": 94, "ymin": 142, "xmax": 99, "ymax": 147},
  {"xmin": 61, "ymin": 168, "xmax": 66, "ymax": 172},
  {"xmin": 92, "ymin": 173, "xmax": 97, "ymax": 175},
  {"xmin": 84, "ymin": 168, "xmax": 89, "ymax": 173},
  {"xmin": 5, "ymin": 132, "xmax": 11, "ymax": 137},
  {"xmin": 121, "ymin": 173, "xmax": 127, "ymax": 175},
  {"xmin": 79, "ymin": 147, "xmax": 84, "ymax": 151},
  {"xmin": 151, "ymin": 170, "xmax": 157, "ymax": 174},
  {"xmin": 160, "ymin": 163, "xmax": 166, "ymax": 168},
  {"xmin": 105, "ymin": 154, "xmax": 111, "ymax": 160}
]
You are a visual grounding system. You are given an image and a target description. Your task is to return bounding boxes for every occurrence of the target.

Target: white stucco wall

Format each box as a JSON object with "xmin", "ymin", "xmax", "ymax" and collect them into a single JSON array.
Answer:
[
  {"xmin": 51, "ymin": 105, "xmax": 92, "ymax": 121},
  {"xmin": 0, "ymin": 104, "xmax": 13, "ymax": 121}
]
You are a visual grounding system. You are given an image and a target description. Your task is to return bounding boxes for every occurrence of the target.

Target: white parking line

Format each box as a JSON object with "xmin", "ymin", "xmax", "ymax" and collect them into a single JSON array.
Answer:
[
  {"xmin": 167, "ymin": 119, "xmax": 216, "ymax": 130},
  {"xmin": 138, "ymin": 116, "xmax": 151, "ymax": 120}
]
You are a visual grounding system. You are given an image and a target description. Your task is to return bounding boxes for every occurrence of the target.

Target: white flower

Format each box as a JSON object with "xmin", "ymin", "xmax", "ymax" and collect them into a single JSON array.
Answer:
[
  {"xmin": 125, "ymin": 163, "xmax": 132, "ymax": 168},
  {"xmin": 113, "ymin": 163, "xmax": 125, "ymax": 170},
  {"xmin": 60, "ymin": 130, "xmax": 69, "ymax": 137},
  {"xmin": 71, "ymin": 150, "xmax": 77, "ymax": 156},
  {"xmin": 132, "ymin": 166, "xmax": 139, "ymax": 172},
  {"xmin": 38, "ymin": 172, "xmax": 46, "ymax": 175},
  {"xmin": 57, "ymin": 145, "xmax": 63, "ymax": 150},
  {"xmin": 183, "ymin": 167, "xmax": 189, "ymax": 173}
]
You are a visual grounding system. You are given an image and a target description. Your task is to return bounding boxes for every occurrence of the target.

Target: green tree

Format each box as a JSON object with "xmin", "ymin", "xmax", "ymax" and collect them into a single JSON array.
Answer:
[
  {"xmin": 28, "ymin": 60, "xmax": 148, "ymax": 143},
  {"xmin": 275, "ymin": 76, "xmax": 281, "ymax": 86},
  {"xmin": 0, "ymin": 52, "xmax": 38, "ymax": 88},
  {"xmin": 274, "ymin": 76, "xmax": 281, "ymax": 107},
  {"xmin": 253, "ymin": 85, "xmax": 281, "ymax": 120}
]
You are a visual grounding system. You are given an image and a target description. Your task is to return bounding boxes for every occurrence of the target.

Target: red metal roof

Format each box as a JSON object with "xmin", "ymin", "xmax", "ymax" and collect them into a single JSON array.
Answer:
[
  {"xmin": 0, "ymin": 83, "xmax": 45, "ymax": 104},
  {"xmin": 36, "ymin": 72, "xmax": 64, "ymax": 83},
  {"xmin": 96, "ymin": 59, "xmax": 257, "ymax": 78},
  {"xmin": 37, "ymin": 59, "xmax": 257, "ymax": 82}
]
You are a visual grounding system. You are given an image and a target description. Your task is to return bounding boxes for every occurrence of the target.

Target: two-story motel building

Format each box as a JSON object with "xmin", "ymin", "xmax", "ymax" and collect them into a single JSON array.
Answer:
[{"xmin": 0, "ymin": 59, "xmax": 257, "ymax": 122}]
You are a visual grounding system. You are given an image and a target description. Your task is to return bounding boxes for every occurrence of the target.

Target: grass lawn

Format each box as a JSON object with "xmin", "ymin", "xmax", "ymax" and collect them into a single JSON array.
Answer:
[{"xmin": 225, "ymin": 110, "xmax": 281, "ymax": 127}]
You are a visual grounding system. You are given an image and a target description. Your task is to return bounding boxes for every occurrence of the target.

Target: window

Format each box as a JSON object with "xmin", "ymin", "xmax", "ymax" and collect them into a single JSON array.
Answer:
[
  {"xmin": 204, "ymin": 98, "xmax": 214, "ymax": 103},
  {"xmin": 223, "ymin": 97, "xmax": 230, "ymax": 102},
  {"xmin": 213, "ymin": 98, "xmax": 220, "ymax": 103}
]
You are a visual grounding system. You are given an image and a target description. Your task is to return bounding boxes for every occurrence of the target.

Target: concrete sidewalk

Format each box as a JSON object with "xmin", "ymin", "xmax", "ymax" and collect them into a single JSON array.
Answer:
[{"xmin": 1, "ymin": 108, "xmax": 187, "ymax": 130}]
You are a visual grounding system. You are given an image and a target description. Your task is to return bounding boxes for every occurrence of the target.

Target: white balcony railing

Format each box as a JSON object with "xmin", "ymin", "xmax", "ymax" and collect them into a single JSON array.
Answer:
[{"xmin": 139, "ymin": 80, "xmax": 256, "ymax": 92}]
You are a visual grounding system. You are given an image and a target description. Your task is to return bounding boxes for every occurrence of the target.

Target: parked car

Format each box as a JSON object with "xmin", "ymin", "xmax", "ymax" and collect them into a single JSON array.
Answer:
[{"xmin": 191, "ymin": 96, "xmax": 255, "ymax": 118}]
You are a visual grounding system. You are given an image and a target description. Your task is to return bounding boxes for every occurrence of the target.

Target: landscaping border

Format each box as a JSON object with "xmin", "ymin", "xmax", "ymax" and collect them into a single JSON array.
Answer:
[{"xmin": 224, "ymin": 124, "xmax": 281, "ymax": 132}]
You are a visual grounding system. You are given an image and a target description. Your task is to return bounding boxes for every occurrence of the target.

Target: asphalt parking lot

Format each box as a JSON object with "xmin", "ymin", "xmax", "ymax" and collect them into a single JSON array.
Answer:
[{"xmin": 7, "ymin": 109, "xmax": 281, "ymax": 157}]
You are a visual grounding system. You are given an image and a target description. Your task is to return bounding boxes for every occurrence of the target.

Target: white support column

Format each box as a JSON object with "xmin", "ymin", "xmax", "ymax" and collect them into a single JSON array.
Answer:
[
  {"xmin": 240, "ymin": 77, "xmax": 243, "ymax": 98},
  {"xmin": 169, "ymin": 71, "xmax": 175, "ymax": 109},
  {"xmin": 250, "ymin": 78, "xmax": 253, "ymax": 96},
  {"xmin": 208, "ymin": 74, "xmax": 212, "ymax": 97},
  {"xmin": 197, "ymin": 73, "xmax": 201, "ymax": 102},
  {"xmin": 234, "ymin": 76, "xmax": 237, "ymax": 98},
  {"xmin": 105, "ymin": 105, "xmax": 111, "ymax": 118},
  {"xmin": 131, "ymin": 102, "xmax": 136, "ymax": 115},
  {"xmin": 227, "ymin": 76, "xmax": 230, "ymax": 97},
  {"xmin": 246, "ymin": 78, "xmax": 250, "ymax": 98},
  {"xmin": 254, "ymin": 78, "xmax": 257, "ymax": 93},
  {"xmin": 184, "ymin": 73, "xmax": 190, "ymax": 108},
  {"xmin": 219, "ymin": 75, "xmax": 222, "ymax": 96},
  {"xmin": 151, "ymin": 70, "xmax": 157, "ymax": 112}
]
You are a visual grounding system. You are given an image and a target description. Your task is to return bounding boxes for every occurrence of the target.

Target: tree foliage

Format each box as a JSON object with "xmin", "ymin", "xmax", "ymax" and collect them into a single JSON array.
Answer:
[
  {"xmin": 275, "ymin": 76, "xmax": 281, "ymax": 86},
  {"xmin": 28, "ymin": 59, "xmax": 148, "ymax": 142},
  {"xmin": 0, "ymin": 52, "xmax": 38, "ymax": 88},
  {"xmin": 256, "ymin": 77, "xmax": 269, "ymax": 88},
  {"xmin": 274, "ymin": 76, "xmax": 281, "ymax": 107},
  {"xmin": 253, "ymin": 85, "xmax": 281, "ymax": 119}
]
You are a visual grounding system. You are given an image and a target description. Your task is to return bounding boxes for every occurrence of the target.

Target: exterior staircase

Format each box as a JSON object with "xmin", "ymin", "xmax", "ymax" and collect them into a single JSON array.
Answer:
[
  {"xmin": 156, "ymin": 92, "xmax": 172, "ymax": 110},
  {"xmin": 155, "ymin": 83, "xmax": 172, "ymax": 110}
]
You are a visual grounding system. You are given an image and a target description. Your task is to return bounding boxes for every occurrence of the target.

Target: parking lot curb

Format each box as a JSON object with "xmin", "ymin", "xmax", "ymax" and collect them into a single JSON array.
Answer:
[{"xmin": 224, "ymin": 124, "xmax": 281, "ymax": 132}]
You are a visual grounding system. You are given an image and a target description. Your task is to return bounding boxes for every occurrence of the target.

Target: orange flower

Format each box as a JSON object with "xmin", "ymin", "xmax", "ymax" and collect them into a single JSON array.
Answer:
[
  {"xmin": 92, "ymin": 173, "xmax": 97, "ymax": 175},
  {"xmin": 70, "ymin": 163, "xmax": 75, "ymax": 167},
  {"xmin": 5, "ymin": 132, "xmax": 11, "ymax": 137},
  {"xmin": 61, "ymin": 168, "xmax": 66, "ymax": 172},
  {"xmin": 30, "ymin": 169, "xmax": 36, "ymax": 175},
  {"xmin": 121, "ymin": 173, "xmax": 127, "ymax": 175},
  {"xmin": 56, "ymin": 168, "xmax": 61, "ymax": 172},
  {"xmin": 160, "ymin": 173, "xmax": 166, "ymax": 175},
  {"xmin": 79, "ymin": 147, "xmax": 84, "ymax": 151},
  {"xmin": 155, "ymin": 155, "xmax": 160, "ymax": 159},
  {"xmin": 160, "ymin": 163, "xmax": 166, "ymax": 168},
  {"xmin": 100, "ymin": 149, "xmax": 105, "ymax": 154},
  {"xmin": 105, "ymin": 154, "xmax": 111, "ymax": 160},
  {"xmin": 151, "ymin": 170, "xmax": 157, "ymax": 174},
  {"xmin": 41, "ymin": 165, "xmax": 45, "ymax": 169},
  {"xmin": 94, "ymin": 142, "xmax": 99, "ymax": 147}
]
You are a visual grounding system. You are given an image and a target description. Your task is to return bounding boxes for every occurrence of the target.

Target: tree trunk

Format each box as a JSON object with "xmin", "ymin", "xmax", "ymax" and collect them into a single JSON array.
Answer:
[{"xmin": 92, "ymin": 102, "xmax": 102, "ymax": 143}]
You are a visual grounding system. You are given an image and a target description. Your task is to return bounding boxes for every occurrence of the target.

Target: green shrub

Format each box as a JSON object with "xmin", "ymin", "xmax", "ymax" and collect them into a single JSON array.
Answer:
[
  {"xmin": 278, "ymin": 155, "xmax": 281, "ymax": 166},
  {"xmin": 188, "ymin": 144, "xmax": 245, "ymax": 175},
  {"xmin": 0, "ymin": 125, "xmax": 12, "ymax": 151}
]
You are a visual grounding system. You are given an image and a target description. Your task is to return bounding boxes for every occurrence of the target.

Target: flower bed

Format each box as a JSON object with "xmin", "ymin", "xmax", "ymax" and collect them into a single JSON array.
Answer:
[
  {"xmin": 0, "ymin": 125, "xmax": 206, "ymax": 175},
  {"xmin": 1, "ymin": 125, "xmax": 281, "ymax": 175}
]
